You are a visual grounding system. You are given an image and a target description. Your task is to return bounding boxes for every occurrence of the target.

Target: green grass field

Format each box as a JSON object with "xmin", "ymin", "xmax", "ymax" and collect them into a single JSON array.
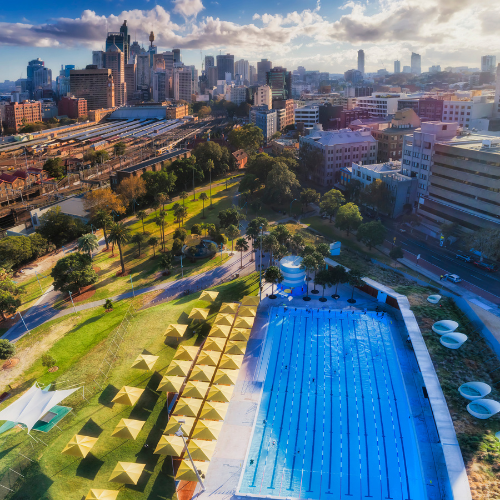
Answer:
[{"xmin": 0, "ymin": 273, "xmax": 260, "ymax": 500}]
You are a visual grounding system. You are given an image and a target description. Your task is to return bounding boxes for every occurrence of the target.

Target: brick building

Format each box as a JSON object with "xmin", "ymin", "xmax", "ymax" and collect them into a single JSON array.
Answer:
[
  {"xmin": 58, "ymin": 96, "xmax": 88, "ymax": 119},
  {"xmin": 166, "ymin": 104, "xmax": 189, "ymax": 119},
  {"xmin": 5, "ymin": 101, "xmax": 42, "ymax": 132}
]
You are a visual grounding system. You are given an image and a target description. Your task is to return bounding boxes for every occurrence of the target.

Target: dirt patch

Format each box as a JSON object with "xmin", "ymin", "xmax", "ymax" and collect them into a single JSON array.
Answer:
[
  {"xmin": 116, "ymin": 270, "xmax": 130, "ymax": 277},
  {"xmin": 48, "ymin": 366, "xmax": 59, "ymax": 372},
  {"xmin": 2, "ymin": 358, "xmax": 19, "ymax": 370},
  {"xmin": 93, "ymin": 266, "xmax": 101, "ymax": 273},
  {"xmin": 59, "ymin": 285, "xmax": 97, "ymax": 307}
]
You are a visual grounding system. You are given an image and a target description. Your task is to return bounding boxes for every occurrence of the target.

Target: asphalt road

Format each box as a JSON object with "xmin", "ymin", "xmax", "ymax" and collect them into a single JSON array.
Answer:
[{"xmin": 385, "ymin": 227, "xmax": 500, "ymax": 296}]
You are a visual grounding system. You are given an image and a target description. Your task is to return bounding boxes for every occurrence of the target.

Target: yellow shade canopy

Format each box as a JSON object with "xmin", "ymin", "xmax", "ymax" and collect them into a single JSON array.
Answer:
[
  {"xmin": 203, "ymin": 338, "xmax": 226, "ymax": 352},
  {"xmin": 214, "ymin": 313, "xmax": 235, "ymax": 326},
  {"xmin": 189, "ymin": 308, "xmax": 210, "ymax": 320},
  {"xmin": 174, "ymin": 345, "xmax": 199, "ymax": 361},
  {"xmin": 200, "ymin": 401, "xmax": 229, "ymax": 421},
  {"xmin": 197, "ymin": 350, "xmax": 222, "ymax": 367},
  {"xmin": 241, "ymin": 295, "xmax": 260, "ymax": 306},
  {"xmin": 213, "ymin": 369, "xmax": 239, "ymax": 386},
  {"xmin": 112, "ymin": 386, "xmax": 144, "ymax": 406},
  {"xmin": 208, "ymin": 325, "xmax": 231, "ymax": 338},
  {"xmin": 154, "ymin": 435, "xmax": 185, "ymax": 456},
  {"xmin": 131, "ymin": 354, "xmax": 159, "ymax": 371},
  {"xmin": 164, "ymin": 415, "xmax": 195, "ymax": 436},
  {"xmin": 111, "ymin": 419, "xmax": 145, "ymax": 440},
  {"xmin": 189, "ymin": 364, "xmax": 216, "ymax": 383},
  {"xmin": 191, "ymin": 420, "xmax": 223, "ymax": 441},
  {"xmin": 187, "ymin": 439, "xmax": 217, "ymax": 461},
  {"xmin": 229, "ymin": 328, "xmax": 251, "ymax": 341},
  {"xmin": 224, "ymin": 340, "xmax": 247, "ymax": 356},
  {"xmin": 85, "ymin": 490, "xmax": 119, "ymax": 500},
  {"xmin": 219, "ymin": 354, "xmax": 244, "ymax": 370},
  {"xmin": 207, "ymin": 384, "xmax": 235, "ymax": 403},
  {"xmin": 61, "ymin": 435, "xmax": 98, "ymax": 458},
  {"xmin": 165, "ymin": 360, "xmax": 192, "ymax": 377},
  {"xmin": 157, "ymin": 375, "xmax": 185, "ymax": 393},
  {"xmin": 238, "ymin": 306, "xmax": 257, "ymax": 318},
  {"xmin": 234, "ymin": 317, "xmax": 254, "ymax": 329},
  {"xmin": 173, "ymin": 397, "xmax": 203, "ymax": 417},
  {"xmin": 175, "ymin": 459, "xmax": 209, "ymax": 481},
  {"xmin": 199, "ymin": 290, "xmax": 219, "ymax": 302},
  {"xmin": 219, "ymin": 302, "xmax": 239, "ymax": 314},
  {"xmin": 164, "ymin": 324, "xmax": 188, "ymax": 338},
  {"xmin": 182, "ymin": 380, "xmax": 210, "ymax": 399},
  {"xmin": 109, "ymin": 462, "xmax": 145, "ymax": 485}
]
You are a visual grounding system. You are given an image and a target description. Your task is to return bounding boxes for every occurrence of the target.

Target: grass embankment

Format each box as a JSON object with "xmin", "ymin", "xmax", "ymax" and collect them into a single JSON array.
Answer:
[
  {"xmin": 395, "ymin": 284, "xmax": 500, "ymax": 500},
  {"xmin": 0, "ymin": 273, "xmax": 260, "ymax": 500}
]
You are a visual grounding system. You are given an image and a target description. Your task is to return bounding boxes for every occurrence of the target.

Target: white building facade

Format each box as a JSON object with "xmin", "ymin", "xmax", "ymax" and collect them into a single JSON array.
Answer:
[
  {"xmin": 355, "ymin": 93, "xmax": 407, "ymax": 118},
  {"xmin": 294, "ymin": 105, "xmax": 319, "ymax": 126}
]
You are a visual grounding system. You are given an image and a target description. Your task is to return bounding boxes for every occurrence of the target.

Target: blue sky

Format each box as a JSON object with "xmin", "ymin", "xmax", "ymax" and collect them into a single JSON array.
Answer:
[{"xmin": 0, "ymin": 0, "xmax": 497, "ymax": 81}]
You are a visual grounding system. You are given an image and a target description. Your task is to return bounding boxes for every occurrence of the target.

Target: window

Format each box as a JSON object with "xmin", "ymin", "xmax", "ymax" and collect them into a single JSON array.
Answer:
[
  {"xmin": 366, "ymin": 175, "xmax": 371, "ymax": 181},
  {"xmin": 357, "ymin": 171, "xmax": 361, "ymax": 177}
]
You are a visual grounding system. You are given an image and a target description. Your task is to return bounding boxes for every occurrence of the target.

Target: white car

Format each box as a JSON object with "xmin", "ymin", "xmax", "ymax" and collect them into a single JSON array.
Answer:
[{"xmin": 444, "ymin": 274, "xmax": 462, "ymax": 283}]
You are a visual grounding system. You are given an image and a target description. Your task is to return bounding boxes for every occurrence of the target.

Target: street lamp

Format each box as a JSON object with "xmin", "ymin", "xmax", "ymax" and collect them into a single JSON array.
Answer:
[{"xmin": 175, "ymin": 422, "xmax": 205, "ymax": 491}]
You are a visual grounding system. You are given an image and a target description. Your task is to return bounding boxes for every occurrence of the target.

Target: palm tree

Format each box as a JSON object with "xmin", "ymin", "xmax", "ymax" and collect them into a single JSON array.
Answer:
[
  {"xmin": 264, "ymin": 265, "xmax": 284, "ymax": 299},
  {"xmin": 300, "ymin": 254, "xmax": 318, "ymax": 301},
  {"xmin": 108, "ymin": 223, "xmax": 131, "ymax": 275},
  {"xmin": 174, "ymin": 206, "xmax": 187, "ymax": 227},
  {"xmin": 347, "ymin": 268, "xmax": 363, "ymax": 304},
  {"xmin": 136, "ymin": 210, "xmax": 147, "ymax": 234},
  {"xmin": 92, "ymin": 209, "xmax": 113, "ymax": 250},
  {"xmin": 263, "ymin": 234, "xmax": 279, "ymax": 267},
  {"xmin": 78, "ymin": 233, "xmax": 99, "ymax": 259},
  {"xmin": 329, "ymin": 265, "xmax": 348, "ymax": 299},
  {"xmin": 226, "ymin": 224, "xmax": 240, "ymax": 253},
  {"xmin": 199, "ymin": 192, "xmax": 209, "ymax": 219},
  {"xmin": 310, "ymin": 251, "xmax": 324, "ymax": 294},
  {"xmin": 157, "ymin": 192, "xmax": 168, "ymax": 210},
  {"xmin": 235, "ymin": 237, "xmax": 249, "ymax": 268},
  {"xmin": 131, "ymin": 233, "xmax": 145, "ymax": 257},
  {"xmin": 180, "ymin": 191, "xmax": 188, "ymax": 206},
  {"xmin": 148, "ymin": 236, "xmax": 159, "ymax": 257},
  {"xmin": 315, "ymin": 269, "xmax": 330, "ymax": 302},
  {"xmin": 155, "ymin": 211, "xmax": 167, "ymax": 251},
  {"xmin": 207, "ymin": 159, "xmax": 214, "ymax": 208},
  {"xmin": 291, "ymin": 234, "xmax": 304, "ymax": 255}
]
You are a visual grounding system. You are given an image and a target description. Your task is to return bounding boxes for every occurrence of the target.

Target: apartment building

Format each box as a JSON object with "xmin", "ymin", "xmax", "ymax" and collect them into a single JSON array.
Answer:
[
  {"xmin": 299, "ymin": 126, "xmax": 378, "ymax": 187},
  {"xmin": 441, "ymin": 96, "xmax": 494, "ymax": 130},
  {"xmin": 273, "ymin": 99, "xmax": 295, "ymax": 129},
  {"xmin": 166, "ymin": 104, "xmax": 189, "ymax": 119},
  {"xmin": 173, "ymin": 68, "xmax": 193, "ymax": 102},
  {"xmin": 5, "ymin": 101, "xmax": 42, "ymax": 131},
  {"xmin": 295, "ymin": 105, "xmax": 319, "ymax": 126},
  {"xmin": 254, "ymin": 85, "xmax": 272, "ymax": 109},
  {"xmin": 70, "ymin": 67, "xmax": 115, "ymax": 110},
  {"xmin": 356, "ymin": 93, "xmax": 407, "ymax": 118},
  {"xmin": 249, "ymin": 106, "xmax": 277, "ymax": 142},
  {"xmin": 58, "ymin": 96, "xmax": 87, "ymax": 119},
  {"xmin": 397, "ymin": 98, "xmax": 444, "ymax": 121}
]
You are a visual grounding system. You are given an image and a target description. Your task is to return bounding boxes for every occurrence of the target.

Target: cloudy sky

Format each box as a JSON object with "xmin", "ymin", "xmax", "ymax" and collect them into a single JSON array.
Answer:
[{"xmin": 0, "ymin": 0, "xmax": 498, "ymax": 81}]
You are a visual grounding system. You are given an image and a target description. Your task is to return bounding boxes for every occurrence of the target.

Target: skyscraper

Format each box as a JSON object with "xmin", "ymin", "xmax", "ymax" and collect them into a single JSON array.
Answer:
[
  {"xmin": 173, "ymin": 68, "xmax": 192, "ymax": 102},
  {"xmin": 257, "ymin": 59, "xmax": 272, "ymax": 84},
  {"xmin": 216, "ymin": 54, "xmax": 234, "ymax": 81},
  {"xmin": 173, "ymin": 49, "xmax": 181, "ymax": 64},
  {"xmin": 266, "ymin": 67, "xmax": 292, "ymax": 100},
  {"xmin": 92, "ymin": 51, "xmax": 105, "ymax": 69},
  {"xmin": 136, "ymin": 54, "xmax": 151, "ymax": 90},
  {"xmin": 125, "ymin": 57, "xmax": 136, "ymax": 103},
  {"xmin": 26, "ymin": 58, "xmax": 44, "ymax": 97},
  {"xmin": 411, "ymin": 52, "xmax": 421, "ymax": 74},
  {"xmin": 205, "ymin": 55, "xmax": 215, "ymax": 69},
  {"xmin": 33, "ymin": 67, "xmax": 52, "ymax": 90},
  {"xmin": 130, "ymin": 41, "xmax": 144, "ymax": 59},
  {"xmin": 394, "ymin": 60, "xmax": 401, "ymax": 74},
  {"xmin": 481, "ymin": 55, "xmax": 497, "ymax": 73},
  {"xmin": 119, "ymin": 20, "xmax": 130, "ymax": 63},
  {"xmin": 70, "ymin": 67, "xmax": 114, "ymax": 110},
  {"xmin": 207, "ymin": 67, "xmax": 218, "ymax": 88},
  {"xmin": 235, "ymin": 59, "xmax": 250, "ymax": 83},
  {"xmin": 105, "ymin": 44, "xmax": 126, "ymax": 106},
  {"xmin": 358, "ymin": 50, "xmax": 365, "ymax": 74},
  {"xmin": 105, "ymin": 21, "xmax": 130, "ymax": 66},
  {"xmin": 148, "ymin": 32, "xmax": 157, "ymax": 68}
]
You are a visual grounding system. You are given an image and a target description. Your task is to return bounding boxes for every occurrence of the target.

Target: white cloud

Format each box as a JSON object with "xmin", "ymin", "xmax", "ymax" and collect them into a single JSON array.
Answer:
[{"xmin": 172, "ymin": 0, "xmax": 204, "ymax": 18}]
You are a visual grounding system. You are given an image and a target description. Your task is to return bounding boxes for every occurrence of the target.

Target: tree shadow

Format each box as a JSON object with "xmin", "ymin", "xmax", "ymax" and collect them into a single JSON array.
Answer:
[
  {"xmin": 0, "ymin": 444, "xmax": 19, "ymax": 461},
  {"xmin": 128, "ymin": 373, "xmax": 162, "ymax": 422},
  {"xmin": 147, "ymin": 456, "xmax": 176, "ymax": 500},
  {"xmin": 78, "ymin": 418, "xmax": 103, "ymax": 438},
  {"xmin": 75, "ymin": 452, "xmax": 104, "ymax": 480},
  {"xmin": 98, "ymin": 384, "xmax": 119, "ymax": 408},
  {"xmin": 8, "ymin": 462, "xmax": 53, "ymax": 498}
]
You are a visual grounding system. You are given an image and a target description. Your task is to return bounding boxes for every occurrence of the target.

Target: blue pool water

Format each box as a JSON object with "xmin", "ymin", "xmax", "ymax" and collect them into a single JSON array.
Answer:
[{"xmin": 238, "ymin": 307, "xmax": 426, "ymax": 500}]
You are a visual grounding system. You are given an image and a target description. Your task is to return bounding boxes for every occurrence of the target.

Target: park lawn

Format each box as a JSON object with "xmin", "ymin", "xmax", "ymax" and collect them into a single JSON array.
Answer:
[
  {"xmin": 1, "ymin": 273, "xmax": 259, "ymax": 500},
  {"xmin": 16, "ymin": 273, "xmax": 54, "ymax": 313}
]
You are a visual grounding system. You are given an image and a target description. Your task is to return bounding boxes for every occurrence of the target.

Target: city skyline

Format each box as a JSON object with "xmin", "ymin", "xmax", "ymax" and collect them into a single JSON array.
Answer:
[{"xmin": 1, "ymin": 0, "xmax": 499, "ymax": 81}]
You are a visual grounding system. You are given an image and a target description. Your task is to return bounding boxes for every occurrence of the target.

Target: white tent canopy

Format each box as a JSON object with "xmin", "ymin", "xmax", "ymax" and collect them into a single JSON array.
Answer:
[{"xmin": 0, "ymin": 384, "xmax": 79, "ymax": 432}]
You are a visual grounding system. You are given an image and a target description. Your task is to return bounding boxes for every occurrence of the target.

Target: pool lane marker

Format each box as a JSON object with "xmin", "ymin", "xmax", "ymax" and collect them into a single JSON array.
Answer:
[{"xmin": 340, "ymin": 318, "xmax": 351, "ymax": 497}]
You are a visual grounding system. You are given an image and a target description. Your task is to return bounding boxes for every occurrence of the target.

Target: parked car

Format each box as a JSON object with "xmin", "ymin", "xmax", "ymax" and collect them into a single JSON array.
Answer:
[
  {"xmin": 473, "ymin": 261, "xmax": 498, "ymax": 272},
  {"xmin": 455, "ymin": 252, "xmax": 472, "ymax": 263},
  {"xmin": 444, "ymin": 274, "xmax": 462, "ymax": 283}
]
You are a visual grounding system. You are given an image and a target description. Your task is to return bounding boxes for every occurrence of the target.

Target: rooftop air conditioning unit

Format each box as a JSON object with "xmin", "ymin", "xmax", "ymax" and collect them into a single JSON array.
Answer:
[{"xmin": 482, "ymin": 139, "xmax": 492, "ymax": 148}]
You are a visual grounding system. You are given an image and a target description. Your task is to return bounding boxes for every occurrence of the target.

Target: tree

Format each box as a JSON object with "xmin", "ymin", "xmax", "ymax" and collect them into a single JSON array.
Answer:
[
  {"xmin": 43, "ymin": 157, "xmax": 65, "ymax": 179},
  {"xmin": 315, "ymin": 268, "xmax": 330, "ymax": 301},
  {"xmin": 203, "ymin": 223, "xmax": 216, "ymax": 237},
  {"xmin": 187, "ymin": 246, "xmax": 198, "ymax": 262},
  {"xmin": 226, "ymin": 224, "xmax": 240, "ymax": 252},
  {"xmin": 319, "ymin": 189, "xmax": 345, "ymax": 222},
  {"xmin": 0, "ymin": 236, "xmax": 35, "ymax": 268},
  {"xmin": 300, "ymin": 244, "xmax": 316, "ymax": 257},
  {"xmin": 0, "ymin": 339, "xmax": 15, "ymax": 360},
  {"xmin": 136, "ymin": 210, "xmax": 148, "ymax": 234},
  {"xmin": 148, "ymin": 236, "xmax": 160, "ymax": 257},
  {"xmin": 117, "ymin": 177, "xmax": 146, "ymax": 207},
  {"xmin": 180, "ymin": 191, "xmax": 188, "ymax": 206},
  {"xmin": 235, "ymin": 238, "xmax": 249, "ymax": 268},
  {"xmin": 328, "ymin": 265, "xmax": 349, "ymax": 298},
  {"xmin": 155, "ymin": 212, "xmax": 168, "ymax": 251},
  {"xmin": 172, "ymin": 238, "xmax": 183, "ymax": 255},
  {"xmin": 360, "ymin": 179, "xmax": 393, "ymax": 215},
  {"xmin": 0, "ymin": 291, "xmax": 21, "ymax": 321},
  {"xmin": 37, "ymin": 206, "xmax": 88, "ymax": 247},
  {"xmin": 390, "ymin": 246, "xmax": 404, "ymax": 260},
  {"xmin": 228, "ymin": 124, "xmax": 263, "ymax": 152},
  {"xmin": 84, "ymin": 149, "xmax": 109, "ymax": 166},
  {"xmin": 77, "ymin": 233, "xmax": 99, "ymax": 258},
  {"xmin": 197, "ymin": 105, "xmax": 211, "ymax": 118},
  {"xmin": 193, "ymin": 141, "xmax": 234, "ymax": 177},
  {"xmin": 218, "ymin": 208, "xmax": 243, "ymax": 229},
  {"xmin": 142, "ymin": 170, "xmax": 177, "ymax": 201},
  {"xmin": 191, "ymin": 224, "xmax": 202, "ymax": 237},
  {"xmin": 300, "ymin": 254, "xmax": 318, "ymax": 299},
  {"xmin": 440, "ymin": 222, "xmax": 459, "ymax": 240},
  {"xmin": 316, "ymin": 243, "xmax": 330, "ymax": 257},
  {"xmin": 168, "ymin": 157, "xmax": 203, "ymax": 193},
  {"xmin": 265, "ymin": 162, "xmax": 300, "ymax": 204},
  {"xmin": 92, "ymin": 209, "xmax": 113, "ymax": 250},
  {"xmin": 291, "ymin": 234, "xmax": 304, "ymax": 255},
  {"xmin": 250, "ymin": 199, "xmax": 262, "ymax": 213},
  {"xmin": 84, "ymin": 188, "xmax": 126, "ymax": 219},
  {"xmin": 131, "ymin": 233, "xmax": 145, "ymax": 257},
  {"xmin": 51, "ymin": 253, "xmax": 98, "ymax": 294},
  {"xmin": 466, "ymin": 229, "xmax": 500, "ymax": 261},
  {"xmin": 174, "ymin": 206, "xmax": 188, "ymax": 227},
  {"xmin": 347, "ymin": 268, "xmax": 364, "ymax": 303},
  {"xmin": 160, "ymin": 252, "xmax": 173, "ymax": 273},
  {"xmin": 239, "ymin": 174, "xmax": 261, "ymax": 194},
  {"xmin": 272, "ymin": 224, "xmax": 291, "ymax": 246},
  {"xmin": 113, "ymin": 141, "xmax": 126, "ymax": 157},
  {"xmin": 264, "ymin": 266, "xmax": 284, "ymax": 299},
  {"xmin": 344, "ymin": 179, "xmax": 362, "ymax": 203},
  {"xmin": 207, "ymin": 160, "xmax": 214, "ymax": 207},
  {"xmin": 208, "ymin": 242, "xmax": 218, "ymax": 255},
  {"xmin": 41, "ymin": 354, "xmax": 56, "ymax": 370},
  {"xmin": 300, "ymin": 188, "xmax": 320, "ymax": 207},
  {"xmin": 157, "ymin": 193, "xmax": 168, "ymax": 211},
  {"xmin": 263, "ymin": 234, "xmax": 279, "ymax": 266},
  {"xmin": 335, "ymin": 203, "xmax": 362, "ymax": 235},
  {"xmin": 246, "ymin": 217, "xmax": 268, "ymax": 248},
  {"xmin": 299, "ymin": 142, "xmax": 324, "ymax": 180},
  {"xmin": 173, "ymin": 227, "xmax": 188, "ymax": 242},
  {"xmin": 104, "ymin": 299, "xmax": 113, "ymax": 311},
  {"xmin": 199, "ymin": 192, "xmax": 209, "ymax": 218},
  {"xmin": 356, "ymin": 221, "xmax": 386, "ymax": 250},
  {"xmin": 108, "ymin": 223, "xmax": 131, "ymax": 275}
]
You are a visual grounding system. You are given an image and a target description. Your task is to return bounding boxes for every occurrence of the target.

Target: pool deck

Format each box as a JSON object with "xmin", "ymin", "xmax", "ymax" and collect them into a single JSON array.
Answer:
[{"xmin": 191, "ymin": 280, "xmax": 463, "ymax": 500}]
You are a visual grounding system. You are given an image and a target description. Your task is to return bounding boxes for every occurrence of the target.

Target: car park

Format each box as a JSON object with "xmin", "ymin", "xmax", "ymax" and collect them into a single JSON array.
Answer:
[
  {"xmin": 473, "ymin": 261, "xmax": 498, "ymax": 272},
  {"xmin": 444, "ymin": 274, "xmax": 462, "ymax": 283},
  {"xmin": 455, "ymin": 252, "xmax": 472, "ymax": 263}
]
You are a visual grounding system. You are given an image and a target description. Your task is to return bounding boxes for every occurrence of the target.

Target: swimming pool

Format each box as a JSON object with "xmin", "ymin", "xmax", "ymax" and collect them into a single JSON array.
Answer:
[{"xmin": 238, "ymin": 307, "xmax": 426, "ymax": 500}]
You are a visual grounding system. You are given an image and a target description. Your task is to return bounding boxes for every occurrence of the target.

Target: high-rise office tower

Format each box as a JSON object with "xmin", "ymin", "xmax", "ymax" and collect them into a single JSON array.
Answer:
[
  {"xmin": 92, "ymin": 51, "xmax": 105, "ymax": 69},
  {"xmin": 173, "ymin": 68, "xmax": 192, "ymax": 102},
  {"xmin": 249, "ymin": 65, "xmax": 257, "ymax": 84},
  {"xmin": 70, "ymin": 66, "xmax": 114, "ymax": 110},
  {"xmin": 481, "ymin": 55, "xmax": 497, "ymax": 73},
  {"xmin": 411, "ymin": 52, "xmax": 421, "ymax": 74},
  {"xmin": 163, "ymin": 52, "xmax": 175, "ymax": 74},
  {"xmin": 33, "ymin": 67, "xmax": 52, "ymax": 90},
  {"xmin": 394, "ymin": 60, "xmax": 401, "ymax": 74},
  {"xmin": 266, "ymin": 67, "xmax": 292, "ymax": 100},
  {"xmin": 217, "ymin": 54, "xmax": 234, "ymax": 81},
  {"xmin": 130, "ymin": 41, "xmax": 144, "ymax": 59},
  {"xmin": 105, "ymin": 21, "xmax": 130, "ymax": 66},
  {"xmin": 235, "ymin": 59, "xmax": 250, "ymax": 83},
  {"xmin": 105, "ymin": 44, "xmax": 126, "ymax": 106},
  {"xmin": 153, "ymin": 71, "xmax": 168, "ymax": 102},
  {"xmin": 119, "ymin": 20, "xmax": 130, "ymax": 63},
  {"xmin": 173, "ymin": 49, "xmax": 181, "ymax": 63},
  {"xmin": 148, "ymin": 31, "xmax": 157, "ymax": 68},
  {"xmin": 136, "ymin": 54, "xmax": 151, "ymax": 90},
  {"xmin": 358, "ymin": 50, "xmax": 365, "ymax": 74},
  {"xmin": 26, "ymin": 58, "xmax": 44, "ymax": 97},
  {"xmin": 207, "ymin": 67, "xmax": 218, "ymax": 88},
  {"xmin": 257, "ymin": 59, "xmax": 272, "ymax": 84},
  {"xmin": 205, "ymin": 55, "xmax": 215, "ymax": 69},
  {"xmin": 125, "ymin": 56, "xmax": 136, "ymax": 103}
]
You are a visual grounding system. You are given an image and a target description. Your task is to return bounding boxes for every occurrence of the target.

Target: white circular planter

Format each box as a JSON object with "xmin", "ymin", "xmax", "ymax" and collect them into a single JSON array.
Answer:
[
  {"xmin": 459, "ymin": 382, "xmax": 491, "ymax": 400},
  {"xmin": 427, "ymin": 295, "xmax": 442, "ymax": 304},
  {"xmin": 466, "ymin": 399, "xmax": 500, "ymax": 419},
  {"xmin": 432, "ymin": 320, "xmax": 459, "ymax": 335},
  {"xmin": 440, "ymin": 332, "xmax": 467, "ymax": 349}
]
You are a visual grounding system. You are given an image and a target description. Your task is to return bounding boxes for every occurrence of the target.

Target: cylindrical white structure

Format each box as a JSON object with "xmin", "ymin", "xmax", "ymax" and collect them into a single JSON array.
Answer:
[
  {"xmin": 440, "ymin": 332, "xmax": 467, "ymax": 349},
  {"xmin": 432, "ymin": 320, "xmax": 459, "ymax": 335},
  {"xmin": 459, "ymin": 382, "xmax": 491, "ymax": 401},
  {"xmin": 467, "ymin": 399, "xmax": 500, "ymax": 420},
  {"xmin": 279, "ymin": 256, "xmax": 306, "ymax": 295}
]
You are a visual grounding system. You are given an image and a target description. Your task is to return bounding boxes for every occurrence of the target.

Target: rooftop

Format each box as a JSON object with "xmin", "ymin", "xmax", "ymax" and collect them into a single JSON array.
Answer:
[
  {"xmin": 354, "ymin": 160, "xmax": 402, "ymax": 173},
  {"xmin": 305, "ymin": 127, "xmax": 376, "ymax": 146},
  {"xmin": 120, "ymin": 148, "xmax": 189, "ymax": 173},
  {"xmin": 438, "ymin": 133, "xmax": 500, "ymax": 154}
]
